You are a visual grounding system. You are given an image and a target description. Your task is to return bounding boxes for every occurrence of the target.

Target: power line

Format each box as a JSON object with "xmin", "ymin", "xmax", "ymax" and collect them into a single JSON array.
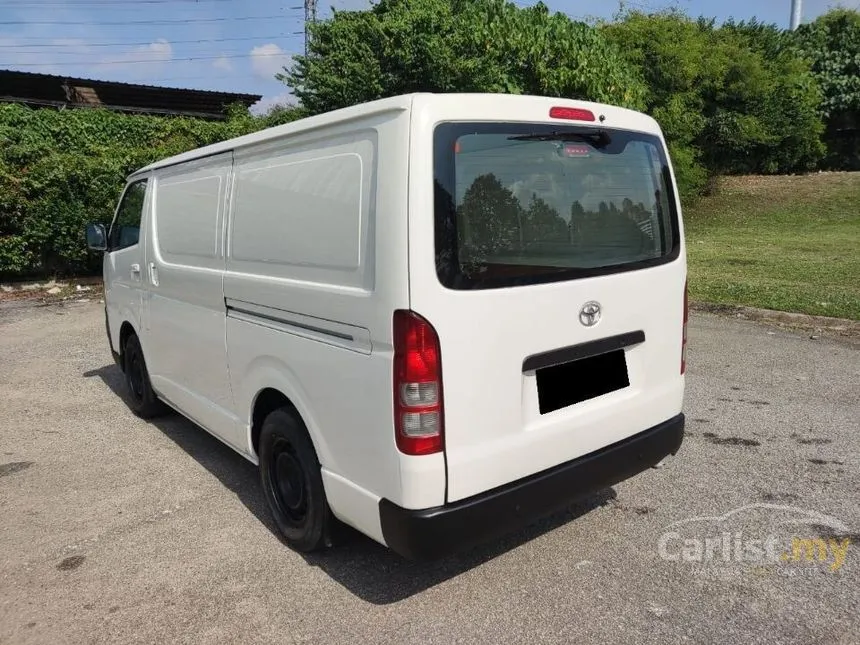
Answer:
[
  {"xmin": 3, "ymin": 45, "xmax": 298, "ymax": 59},
  {"xmin": 0, "ymin": 14, "xmax": 301, "ymax": 26},
  {"xmin": 3, "ymin": 51, "xmax": 302, "ymax": 67},
  {"xmin": 129, "ymin": 73, "xmax": 276, "ymax": 83},
  {"xmin": 0, "ymin": 0, "xmax": 237, "ymax": 3},
  {"xmin": 0, "ymin": 1, "xmax": 240, "ymax": 7},
  {"xmin": 0, "ymin": 35, "xmax": 304, "ymax": 48}
]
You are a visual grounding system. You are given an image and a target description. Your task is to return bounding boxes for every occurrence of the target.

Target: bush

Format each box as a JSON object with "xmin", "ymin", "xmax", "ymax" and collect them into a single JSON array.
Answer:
[
  {"xmin": 284, "ymin": 0, "xmax": 647, "ymax": 115},
  {"xmin": 795, "ymin": 9, "xmax": 860, "ymax": 170},
  {"xmin": 3, "ymin": 4, "xmax": 857, "ymax": 279},
  {"xmin": 603, "ymin": 11, "xmax": 824, "ymax": 191},
  {"xmin": 0, "ymin": 104, "xmax": 297, "ymax": 279}
]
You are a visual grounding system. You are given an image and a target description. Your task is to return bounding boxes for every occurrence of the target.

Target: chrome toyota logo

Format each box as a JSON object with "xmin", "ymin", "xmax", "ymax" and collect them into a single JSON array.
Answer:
[{"xmin": 579, "ymin": 301, "xmax": 601, "ymax": 327}]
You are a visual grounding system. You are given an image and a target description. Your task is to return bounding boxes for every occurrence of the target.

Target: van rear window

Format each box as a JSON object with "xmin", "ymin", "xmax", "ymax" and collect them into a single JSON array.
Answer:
[{"xmin": 433, "ymin": 122, "xmax": 680, "ymax": 289}]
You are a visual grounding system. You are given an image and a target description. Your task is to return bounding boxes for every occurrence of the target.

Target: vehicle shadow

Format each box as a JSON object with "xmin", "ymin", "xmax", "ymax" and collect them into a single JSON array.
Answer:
[{"xmin": 84, "ymin": 362, "xmax": 617, "ymax": 605}]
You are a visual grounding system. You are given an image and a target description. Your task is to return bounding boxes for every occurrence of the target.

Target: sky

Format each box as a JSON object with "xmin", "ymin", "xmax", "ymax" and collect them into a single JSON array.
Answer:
[{"xmin": 1, "ymin": 0, "xmax": 858, "ymax": 113}]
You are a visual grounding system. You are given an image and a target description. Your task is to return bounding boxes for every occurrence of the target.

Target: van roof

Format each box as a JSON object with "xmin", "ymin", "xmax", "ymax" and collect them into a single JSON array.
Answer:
[
  {"xmin": 130, "ymin": 93, "xmax": 655, "ymax": 177},
  {"xmin": 131, "ymin": 93, "xmax": 417, "ymax": 176}
]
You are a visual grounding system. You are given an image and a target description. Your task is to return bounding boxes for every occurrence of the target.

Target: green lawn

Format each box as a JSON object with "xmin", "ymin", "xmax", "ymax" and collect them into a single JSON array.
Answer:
[{"xmin": 683, "ymin": 172, "xmax": 860, "ymax": 321}]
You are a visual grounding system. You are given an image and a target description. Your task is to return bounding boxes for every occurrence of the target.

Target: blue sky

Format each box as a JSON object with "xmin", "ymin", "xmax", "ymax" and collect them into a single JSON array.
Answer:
[{"xmin": 1, "ymin": 0, "xmax": 857, "ymax": 113}]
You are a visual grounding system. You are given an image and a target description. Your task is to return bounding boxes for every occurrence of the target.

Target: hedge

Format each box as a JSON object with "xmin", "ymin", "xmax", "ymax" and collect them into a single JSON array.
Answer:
[
  {"xmin": 0, "ymin": 104, "xmax": 303, "ymax": 279},
  {"xmin": 1, "ymin": 3, "xmax": 858, "ymax": 279}
]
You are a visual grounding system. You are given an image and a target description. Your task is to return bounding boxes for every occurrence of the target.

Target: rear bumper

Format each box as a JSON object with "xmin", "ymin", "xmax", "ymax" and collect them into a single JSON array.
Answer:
[{"xmin": 379, "ymin": 413, "xmax": 684, "ymax": 559}]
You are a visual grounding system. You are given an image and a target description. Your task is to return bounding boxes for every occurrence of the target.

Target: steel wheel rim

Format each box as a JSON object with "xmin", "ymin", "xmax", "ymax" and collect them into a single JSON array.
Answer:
[
  {"xmin": 268, "ymin": 439, "xmax": 308, "ymax": 526},
  {"xmin": 127, "ymin": 351, "xmax": 144, "ymax": 401}
]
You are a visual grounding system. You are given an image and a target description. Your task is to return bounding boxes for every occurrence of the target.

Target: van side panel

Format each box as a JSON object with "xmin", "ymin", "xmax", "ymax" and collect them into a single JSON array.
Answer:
[
  {"xmin": 104, "ymin": 178, "xmax": 152, "ymax": 358},
  {"xmin": 223, "ymin": 108, "xmax": 443, "ymax": 534},
  {"xmin": 144, "ymin": 153, "xmax": 244, "ymax": 450},
  {"xmin": 231, "ymin": 151, "xmax": 366, "ymax": 275}
]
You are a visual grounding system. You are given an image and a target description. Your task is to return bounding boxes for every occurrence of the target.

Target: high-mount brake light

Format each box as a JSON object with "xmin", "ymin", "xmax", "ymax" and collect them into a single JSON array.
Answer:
[{"xmin": 549, "ymin": 106, "xmax": 596, "ymax": 122}]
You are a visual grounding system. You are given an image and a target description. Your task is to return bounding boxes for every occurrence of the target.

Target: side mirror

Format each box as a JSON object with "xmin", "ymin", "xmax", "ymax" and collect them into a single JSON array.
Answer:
[{"xmin": 85, "ymin": 223, "xmax": 107, "ymax": 251}]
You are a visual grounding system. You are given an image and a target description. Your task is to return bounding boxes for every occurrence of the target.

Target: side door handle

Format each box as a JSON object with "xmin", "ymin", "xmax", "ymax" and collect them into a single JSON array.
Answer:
[
  {"xmin": 130, "ymin": 263, "xmax": 141, "ymax": 281},
  {"xmin": 149, "ymin": 262, "xmax": 159, "ymax": 287}
]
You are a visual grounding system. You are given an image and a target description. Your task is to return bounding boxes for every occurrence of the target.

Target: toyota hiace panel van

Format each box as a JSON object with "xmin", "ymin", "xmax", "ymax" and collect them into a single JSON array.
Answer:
[{"xmin": 86, "ymin": 93, "xmax": 686, "ymax": 558}]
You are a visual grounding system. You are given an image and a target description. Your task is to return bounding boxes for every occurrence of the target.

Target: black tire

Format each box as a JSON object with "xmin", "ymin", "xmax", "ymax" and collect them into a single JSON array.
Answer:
[
  {"xmin": 259, "ymin": 408, "xmax": 332, "ymax": 552},
  {"xmin": 123, "ymin": 333, "xmax": 167, "ymax": 419}
]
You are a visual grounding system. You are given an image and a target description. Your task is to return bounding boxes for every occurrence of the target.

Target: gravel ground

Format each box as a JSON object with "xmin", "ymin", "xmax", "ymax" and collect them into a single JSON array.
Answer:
[{"xmin": 0, "ymin": 301, "xmax": 858, "ymax": 645}]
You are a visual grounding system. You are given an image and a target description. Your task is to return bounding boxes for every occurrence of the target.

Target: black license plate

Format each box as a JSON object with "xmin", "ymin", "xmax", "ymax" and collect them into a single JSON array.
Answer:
[{"xmin": 536, "ymin": 349, "xmax": 630, "ymax": 414}]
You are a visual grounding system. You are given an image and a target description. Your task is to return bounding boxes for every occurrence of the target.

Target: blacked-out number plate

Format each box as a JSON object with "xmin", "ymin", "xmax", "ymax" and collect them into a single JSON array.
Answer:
[{"xmin": 536, "ymin": 349, "xmax": 630, "ymax": 414}]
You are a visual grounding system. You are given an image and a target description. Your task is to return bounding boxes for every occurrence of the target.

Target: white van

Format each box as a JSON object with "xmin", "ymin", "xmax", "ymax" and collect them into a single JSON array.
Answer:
[{"xmin": 86, "ymin": 93, "xmax": 686, "ymax": 559}]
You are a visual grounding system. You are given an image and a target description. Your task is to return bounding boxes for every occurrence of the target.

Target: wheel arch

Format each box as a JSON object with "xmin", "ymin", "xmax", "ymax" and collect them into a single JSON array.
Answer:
[
  {"xmin": 118, "ymin": 320, "xmax": 137, "ymax": 370},
  {"xmin": 243, "ymin": 367, "xmax": 332, "ymax": 469},
  {"xmin": 251, "ymin": 388, "xmax": 301, "ymax": 458}
]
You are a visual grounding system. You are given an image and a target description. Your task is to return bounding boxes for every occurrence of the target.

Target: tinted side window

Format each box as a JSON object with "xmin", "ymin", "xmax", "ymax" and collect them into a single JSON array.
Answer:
[{"xmin": 109, "ymin": 180, "xmax": 147, "ymax": 251}]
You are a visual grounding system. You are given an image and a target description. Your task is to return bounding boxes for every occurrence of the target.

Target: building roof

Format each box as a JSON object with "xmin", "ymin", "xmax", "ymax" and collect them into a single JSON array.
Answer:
[{"xmin": 0, "ymin": 69, "xmax": 262, "ymax": 120}]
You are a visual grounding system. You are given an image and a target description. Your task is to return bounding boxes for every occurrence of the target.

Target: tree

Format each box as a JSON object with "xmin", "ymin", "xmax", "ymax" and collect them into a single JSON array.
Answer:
[
  {"xmin": 522, "ymin": 195, "xmax": 567, "ymax": 244},
  {"xmin": 709, "ymin": 19, "xmax": 824, "ymax": 175},
  {"xmin": 795, "ymin": 9, "xmax": 860, "ymax": 170},
  {"xmin": 603, "ymin": 11, "xmax": 824, "ymax": 195},
  {"xmin": 457, "ymin": 173, "xmax": 522, "ymax": 257},
  {"xmin": 282, "ymin": 0, "xmax": 646, "ymax": 116}
]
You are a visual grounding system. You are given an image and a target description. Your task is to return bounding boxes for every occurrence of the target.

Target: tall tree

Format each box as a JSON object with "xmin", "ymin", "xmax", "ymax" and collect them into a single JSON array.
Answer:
[
  {"xmin": 603, "ymin": 11, "xmax": 824, "ymax": 194},
  {"xmin": 281, "ymin": 0, "xmax": 646, "ymax": 116},
  {"xmin": 795, "ymin": 9, "xmax": 860, "ymax": 170}
]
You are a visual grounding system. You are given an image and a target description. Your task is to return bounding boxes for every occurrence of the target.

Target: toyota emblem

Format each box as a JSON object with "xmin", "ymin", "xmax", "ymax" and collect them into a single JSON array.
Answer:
[{"xmin": 579, "ymin": 301, "xmax": 601, "ymax": 327}]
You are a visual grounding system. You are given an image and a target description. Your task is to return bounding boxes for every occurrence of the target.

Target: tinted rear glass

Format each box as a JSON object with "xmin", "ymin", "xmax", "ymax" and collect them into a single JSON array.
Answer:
[{"xmin": 433, "ymin": 123, "xmax": 680, "ymax": 289}]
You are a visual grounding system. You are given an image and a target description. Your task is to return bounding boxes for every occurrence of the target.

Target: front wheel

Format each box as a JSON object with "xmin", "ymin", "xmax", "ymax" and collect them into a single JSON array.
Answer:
[{"xmin": 259, "ymin": 408, "xmax": 332, "ymax": 552}]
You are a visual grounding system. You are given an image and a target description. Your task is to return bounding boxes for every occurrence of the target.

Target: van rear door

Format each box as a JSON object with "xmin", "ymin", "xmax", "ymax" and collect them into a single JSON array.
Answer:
[{"xmin": 408, "ymin": 111, "xmax": 686, "ymax": 503}]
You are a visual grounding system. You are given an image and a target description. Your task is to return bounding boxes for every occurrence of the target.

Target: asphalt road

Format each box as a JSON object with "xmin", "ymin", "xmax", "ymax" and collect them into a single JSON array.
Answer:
[{"xmin": 1, "ymin": 301, "xmax": 858, "ymax": 645}]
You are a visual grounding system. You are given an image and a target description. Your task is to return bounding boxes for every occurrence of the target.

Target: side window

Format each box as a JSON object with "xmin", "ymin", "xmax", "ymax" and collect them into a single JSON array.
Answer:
[{"xmin": 108, "ymin": 179, "xmax": 147, "ymax": 251}]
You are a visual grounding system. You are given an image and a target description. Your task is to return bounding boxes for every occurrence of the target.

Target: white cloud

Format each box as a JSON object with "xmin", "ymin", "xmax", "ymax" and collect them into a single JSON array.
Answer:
[
  {"xmin": 0, "ymin": 36, "xmax": 94, "ymax": 75},
  {"xmin": 212, "ymin": 55, "xmax": 234, "ymax": 73},
  {"xmin": 99, "ymin": 39, "xmax": 172, "ymax": 71},
  {"xmin": 83, "ymin": 39, "xmax": 174, "ymax": 81},
  {"xmin": 0, "ymin": 35, "xmax": 176, "ymax": 82},
  {"xmin": 250, "ymin": 91, "xmax": 296, "ymax": 115},
  {"xmin": 249, "ymin": 43, "xmax": 291, "ymax": 80}
]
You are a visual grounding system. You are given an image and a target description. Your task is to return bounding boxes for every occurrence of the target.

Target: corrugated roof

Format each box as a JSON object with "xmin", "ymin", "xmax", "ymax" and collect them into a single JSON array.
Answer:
[{"xmin": 0, "ymin": 69, "xmax": 262, "ymax": 120}]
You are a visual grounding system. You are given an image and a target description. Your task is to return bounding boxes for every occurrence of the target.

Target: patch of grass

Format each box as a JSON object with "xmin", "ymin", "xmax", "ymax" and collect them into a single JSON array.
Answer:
[{"xmin": 684, "ymin": 172, "xmax": 860, "ymax": 320}]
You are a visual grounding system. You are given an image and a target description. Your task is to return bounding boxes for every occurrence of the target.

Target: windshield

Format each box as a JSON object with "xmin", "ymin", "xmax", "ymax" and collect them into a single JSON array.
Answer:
[{"xmin": 433, "ymin": 122, "xmax": 680, "ymax": 289}]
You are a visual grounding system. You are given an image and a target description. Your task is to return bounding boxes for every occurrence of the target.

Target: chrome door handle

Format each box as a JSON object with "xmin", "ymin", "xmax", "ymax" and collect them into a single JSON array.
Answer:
[{"xmin": 149, "ymin": 262, "xmax": 159, "ymax": 287}]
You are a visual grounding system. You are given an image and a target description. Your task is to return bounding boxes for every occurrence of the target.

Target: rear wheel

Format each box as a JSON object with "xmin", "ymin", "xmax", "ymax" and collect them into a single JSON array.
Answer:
[
  {"xmin": 259, "ymin": 408, "xmax": 331, "ymax": 552},
  {"xmin": 123, "ymin": 333, "xmax": 166, "ymax": 419}
]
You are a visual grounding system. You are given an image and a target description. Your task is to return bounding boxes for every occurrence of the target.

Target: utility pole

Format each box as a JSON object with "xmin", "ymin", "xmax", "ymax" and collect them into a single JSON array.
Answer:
[
  {"xmin": 304, "ymin": 0, "xmax": 318, "ymax": 56},
  {"xmin": 790, "ymin": 0, "xmax": 802, "ymax": 30}
]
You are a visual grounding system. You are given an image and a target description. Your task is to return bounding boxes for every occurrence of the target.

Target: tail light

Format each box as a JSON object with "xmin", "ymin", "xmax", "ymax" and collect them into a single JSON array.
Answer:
[
  {"xmin": 393, "ymin": 310, "xmax": 444, "ymax": 455},
  {"xmin": 681, "ymin": 280, "xmax": 688, "ymax": 374}
]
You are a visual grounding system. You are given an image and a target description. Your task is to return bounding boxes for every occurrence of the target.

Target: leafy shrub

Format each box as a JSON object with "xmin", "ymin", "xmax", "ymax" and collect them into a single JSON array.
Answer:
[
  {"xmin": 3, "ymin": 4, "xmax": 858, "ymax": 279},
  {"xmin": 0, "ymin": 104, "xmax": 303, "ymax": 279},
  {"xmin": 603, "ymin": 11, "xmax": 824, "ymax": 185},
  {"xmin": 284, "ymin": 0, "xmax": 647, "ymax": 114},
  {"xmin": 795, "ymin": 9, "xmax": 860, "ymax": 170}
]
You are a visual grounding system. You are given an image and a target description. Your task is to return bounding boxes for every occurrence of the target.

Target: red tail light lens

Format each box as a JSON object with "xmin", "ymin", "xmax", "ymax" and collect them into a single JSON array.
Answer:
[
  {"xmin": 393, "ymin": 310, "xmax": 443, "ymax": 455},
  {"xmin": 681, "ymin": 280, "xmax": 688, "ymax": 374},
  {"xmin": 549, "ymin": 106, "xmax": 596, "ymax": 122}
]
